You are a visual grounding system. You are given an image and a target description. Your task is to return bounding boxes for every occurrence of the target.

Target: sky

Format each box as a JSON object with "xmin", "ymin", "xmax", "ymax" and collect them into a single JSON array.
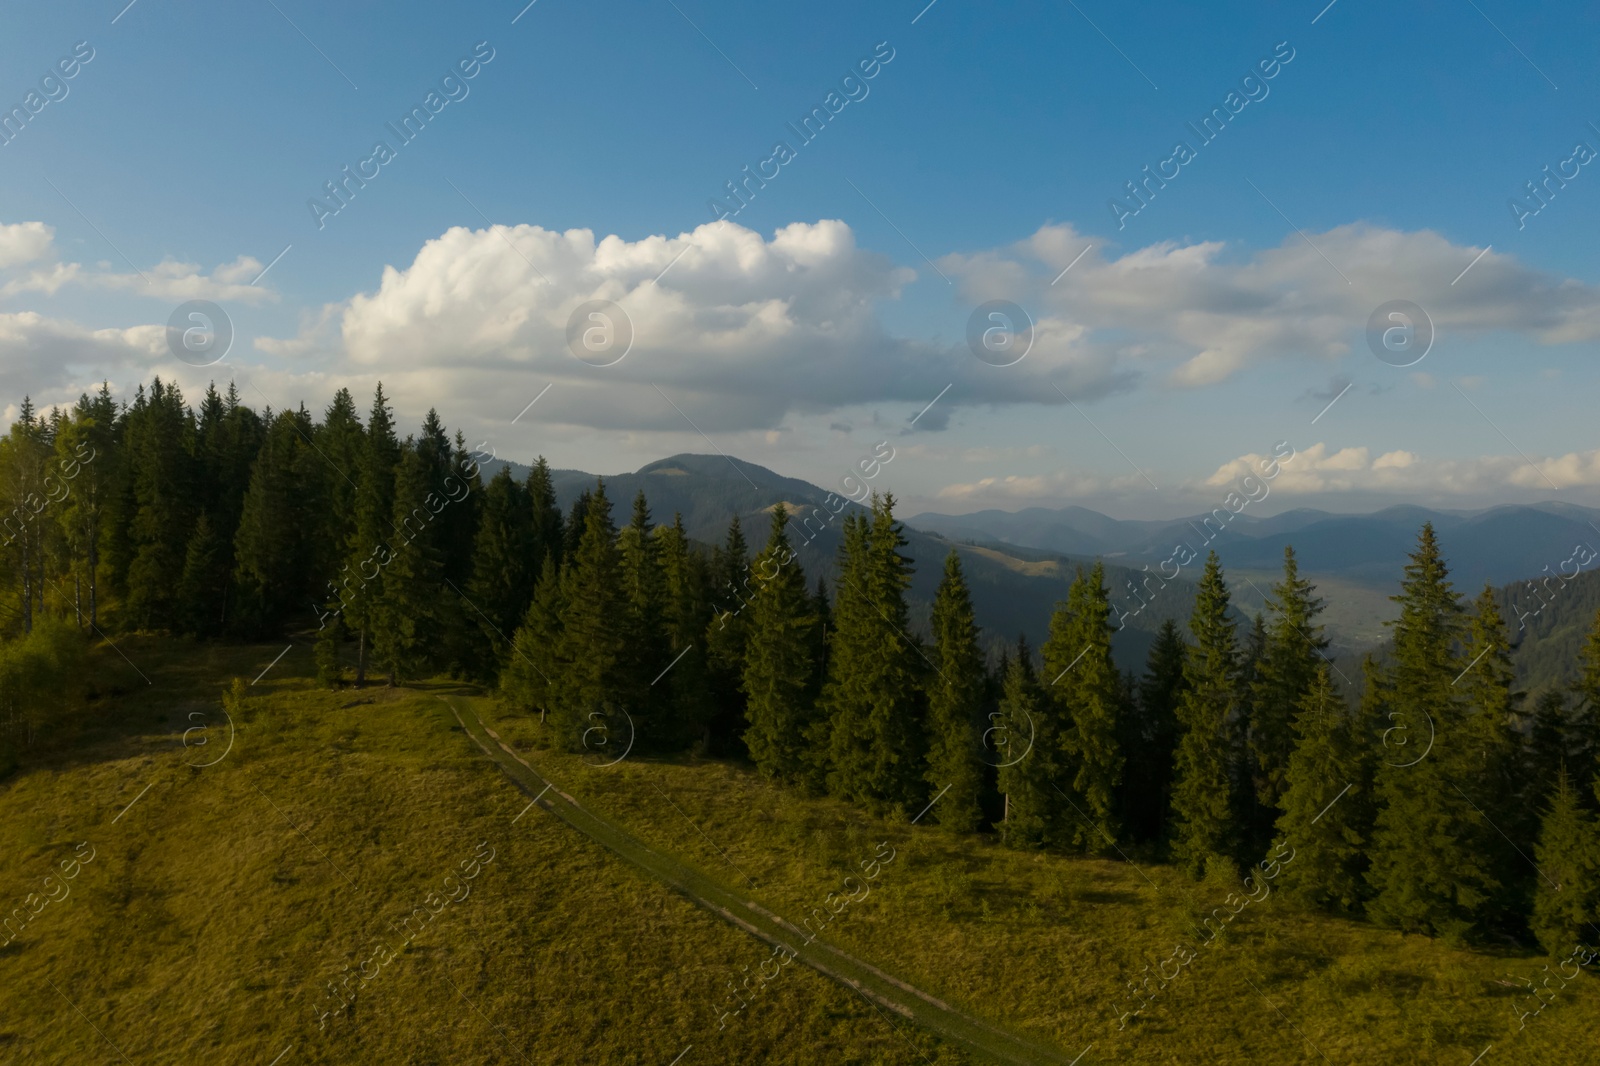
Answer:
[{"xmin": 1, "ymin": 0, "xmax": 1597, "ymax": 520}]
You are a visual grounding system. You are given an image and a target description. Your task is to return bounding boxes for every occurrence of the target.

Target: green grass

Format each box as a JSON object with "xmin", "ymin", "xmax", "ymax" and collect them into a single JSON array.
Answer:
[{"xmin": 1, "ymin": 639, "xmax": 1596, "ymax": 1064}]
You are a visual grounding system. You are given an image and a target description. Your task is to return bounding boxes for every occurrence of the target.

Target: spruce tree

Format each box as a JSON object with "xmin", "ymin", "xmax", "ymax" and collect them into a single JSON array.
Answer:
[
  {"xmin": 705, "ymin": 514, "xmax": 752, "ymax": 753},
  {"xmin": 1530, "ymin": 769, "xmax": 1600, "ymax": 956},
  {"xmin": 1456, "ymin": 585, "xmax": 1522, "ymax": 929},
  {"xmin": 527, "ymin": 456, "xmax": 564, "ymax": 576},
  {"xmin": 822, "ymin": 495, "xmax": 925, "ymax": 814},
  {"xmin": 1274, "ymin": 663, "xmax": 1366, "ymax": 911},
  {"xmin": 177, "ymin": 513, "xmax": 228, "ymax": 635},
  {"xmin": 502, "ymin": 555, "xmax": 566, "ymax": 721},
  {"xmin": 553, "ymin": 481, "xmax": 626, "ymax": 750},
  {"xmin": 315, "ymin": 388, "xmax": 365, "ymax": 582},
  {"xmin": 1366, "ymin": 524, "xmax": 1494, "ymax": 939},
  {"xmin": 124, "ymin": 379, "xmax": 197, "ymax": 629},
  {"xmin": 341, "ymin": 385, "xmax": 399, "ymax": 685},
  {"xmin": 995, "ymin": 637, "xmax": 1053, "ymax": 848},
  {"xmin": 1250, "ymin": 547, "xmax": 1328, "ymax": 821},
  {"xmin": 740, "ymin": 505, "xmax": 817, "ymax": 783},
  {"xmin": 618, "ymin": 491, "xmax": 670, "ymax": 744},
  {"xmin": 1171, "ymin": 552, "xmax": 1239, "ymax": 878},
  {"xmin": 1042, "ymin": 562, "xmax": 1123, "ymax": 851},
  {"xmin": 924, "ymin": 552, "xmax": 986, "ymax": 832},
  {"xmin": 1572, "ymin": 608, "xmax": 1600, "ymax": 800},
  {"xmin": 657, "ymin": 515, "xmax": 713, "ymax": 748},
  {"xmin": 232, "ymin": 408, "xmax": 321, "ymax": 635},
  {"xmin": 1527, "ymin": 688, "xmax": 1573, "ymax": 807},
  {"xmin": 1122, "ymin": 618, "xmax": 1185, "ymax": 844},
  {"xmin": 465, "ymin": 466, "xmax": 533, "ymax": 676},
  {"xmin": 371, "ymin": 442, "xmax": 446, "ymax": 684}
]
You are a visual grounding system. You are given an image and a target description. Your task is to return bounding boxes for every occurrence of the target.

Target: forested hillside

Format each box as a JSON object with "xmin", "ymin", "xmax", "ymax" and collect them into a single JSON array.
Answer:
[{"xmin": 4, "ymin": 378, "xmax": 1600, "ymax": 961}]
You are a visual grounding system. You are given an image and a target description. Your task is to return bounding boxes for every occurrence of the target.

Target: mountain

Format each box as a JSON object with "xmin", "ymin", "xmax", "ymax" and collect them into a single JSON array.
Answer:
[
  {"xmin": 484, "ymin": 455, "xmax": 1203, "ymax": 672},
  {"xmin": 910, "ymin": 501, "xmax": 1600, "ymax": 593}
]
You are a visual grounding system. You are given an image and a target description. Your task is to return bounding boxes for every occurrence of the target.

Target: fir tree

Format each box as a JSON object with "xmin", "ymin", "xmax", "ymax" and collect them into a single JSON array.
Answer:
[
  {"xmin": 657, "ymin": 515, "xmax": 713, "ymax": 748},
  {"xmin": 822, "ymin": 495, "xmax": 925, "ymax": 814},
  {"xmin": 1250, "ymin": 547, "xmax": 1328, "ymax": 821},
  {"xmin": 502, "ymin": 555, "xmax": 566, "ymax": 721},
  {"xmin": 553, "ymin": 481, "xmax": 626, "ymax": 749},
  {"xmin": 177, "ymin": 513, "xmax": 228, "ymax": 635},
  {"xmin": 1530, "ymin": 769, "xmax": 1600, "ymax": 956},
  {"xmin": 1456, "ymin": 585, "xmax": 1523, "ymax": 930},
  {"xmin": 341, "ymin": 385, "xmax": 399, "ymax": 685},
  {"xmin": 995, "ymin": 637, "xmax": 1053, "ymax": 848},
  {"xmin": 1043, "ymin": 562, "xmax": 1124, "ymax": 852},
  {"xmin": 232, "ymin": 408, "xmax": 321, "ymax": 635},
  {"xmin": 1274, "ymin": 663, "xmax": 1366, "ymax": 911},
  {"xmin": 1366, "ymin": 524, "xmax": 1494, "ymax": 939},
  {"xmin": 705, "ymin": 514, "xmax": 752, "ymax": 754},
  {"xmin": 1571, "ymin": 608, "xmax": 1600, "ymax": 800},
  {"xmin": 1171, "ymin": 552, "xmax": 1239, "ymax": 878},
  {"xmin": 740, "ymin": 505, "xmax": 817, "ymax": 783},
  {"xmin": 465, "ymin": 466, "xmax": 533, "ymax": 676},
  {"xmin": 1122, "ymin": 618, "xmax": 1186, "ymax": 843},
  {"xmin": 618, "ymin": 491, "xmax": 670, "ymax": 744},
  {"xmin": 124, "ymin": 379, "xmax": 197, "ymax": 629},
  {"xmin": 527, "ymin": 456, "xmax": 564, "ymax": 576},
  {"xmin": 924, "ymin": 552, "xmax": 986, "ymax": 832},
  {"xmin": 371, "ymin": 443, "xmax": 445, "ymax": 685}
]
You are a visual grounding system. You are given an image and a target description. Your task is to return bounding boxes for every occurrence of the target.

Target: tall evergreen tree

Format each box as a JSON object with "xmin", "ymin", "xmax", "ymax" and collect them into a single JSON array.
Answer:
[
  {"xmin": 1366, "ymin": 524, "xmax": 1496, "ymax": 940},
  {"xmin": 995, "ymin": 637, "xmax": 1053, "ymax": 848},
  {"xmin": 1250, "ymin": 547, "xmax": 1328, "ymax": 822},
  {"xmin": 1171, "ymin": 552, "xmax": 1240, "ymax": 878},
  {"xmin": 465, "ymin": 466, "xmax": 533, "ymax": 676},
  {"xmin": 821, "ymin": 495, "xmax": 925, "ymax": 814},
  {"xmin": 232, "ymin": 408, "xmax": 321, "ymax": 635},
  {"xmin": 740, "ymin": 505, "xmax": 817, "ymax": 784},
  {"xmin": 1530, "ymin": 769, "xmax": 1600, "ymax": 956},
  {"xmin": 1457, "ymin": 585, "xmax": 1523, "ymax": 930},
  {"xmin": 1122, "ymin": 618, "xmax": 1186, "ymax": 844},
  {"xmin": 341, "ymin": 385, "xmax": 400, "ymax": 685},
  {"xmin": 924, "ymin": 552, "xmax": 986, "ymax": 832},
  {"xmin": 618, "ymin": 491, "xmax": 670, "ymax": 743},
  {"xmin": 527, "ymin": 456, "xmax": 564, "ymax": 577},
  {"xmin": 553, "ymin": 481, "xmax": 627, "ymax": 749},
  {"xmin": 502, "ymin": 555, "xmax": 566, "ymax": 721},
  {"xmin": 123, "ymin": 379, "xmax": 197, "ymax": 630},
  {"xmin": 705, "ymin": 514, "xmax": 752, "ymax": 754},
  {"xmin": 371, "ymin": 442, "xmax": 446, "ymax": 684},
  {"xmin": 1042, "ymin": 562, "xmax": 1123, "ymax": 852},
  {"xmin": 1571, "ymin": 608, "xmax": 1600, "ymax": 801},
  {"xmin": 1274, "ymin": 663, "xmax": 1366, "ymax": 911},
  {"xmin": 657, "ymin": 515, "xmax": 713, "ymax": 748}
]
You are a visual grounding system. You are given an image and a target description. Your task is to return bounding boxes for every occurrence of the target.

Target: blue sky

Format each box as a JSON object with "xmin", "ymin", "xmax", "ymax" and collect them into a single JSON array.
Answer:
[{"xmin": 2, "ymin": 0, "xmax": 1597, "ymax": 518}]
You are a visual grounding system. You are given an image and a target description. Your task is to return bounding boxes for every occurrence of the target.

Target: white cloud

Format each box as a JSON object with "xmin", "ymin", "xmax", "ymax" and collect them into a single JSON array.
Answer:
[
  {"xmin": 95, "ymin": 256, "xmax": 275, "ymax": 305},
  {"xmin": 936, "ymin": 467, "xmax": 1147, "ymax": 502},
  {"xmin": 0, "ymin": 220, "xmax": 275, "ymax": 305},
  {"xmin": 0, "ymin": 311, "xmax": 167, "ymax": 410},
  {"xmin": 944, "ymin": 222, "xmax": 1600, "ymax": 389},
  {"xmin": 0, "ymin": 222, "xmax": 55, "ymax": 269},
  {"xmin": 1207, "ymin": 441, "xmax": 1600, "ymax": 494}
]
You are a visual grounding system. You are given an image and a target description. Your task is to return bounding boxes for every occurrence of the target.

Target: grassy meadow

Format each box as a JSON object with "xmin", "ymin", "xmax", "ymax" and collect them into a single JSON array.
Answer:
[{"xmin": 0, "ymin": 639, "xmax": 1594, "ymax": 1064}]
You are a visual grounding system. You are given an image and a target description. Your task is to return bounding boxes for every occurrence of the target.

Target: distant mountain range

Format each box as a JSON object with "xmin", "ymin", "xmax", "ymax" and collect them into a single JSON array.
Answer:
[{"xmin": 908, "ymin": 501, "xmax": 1600, "ymax": 593}]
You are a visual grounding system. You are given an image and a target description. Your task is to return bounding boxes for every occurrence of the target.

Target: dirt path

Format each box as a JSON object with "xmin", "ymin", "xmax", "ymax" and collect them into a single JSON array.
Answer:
[{"xmin": 440, "ymin": 695, "xmax": 1078, "ymax": 1066}]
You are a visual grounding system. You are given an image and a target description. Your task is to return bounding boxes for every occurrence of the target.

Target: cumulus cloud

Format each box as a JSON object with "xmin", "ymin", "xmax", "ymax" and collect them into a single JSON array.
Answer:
[
  {"xmin": 255, "ymin": 219, "xmax": 1137, "ymax": 434},
  {"xmin": 1207, "ymin": 441, "xmax": 1600, "ymax": 494},
  {"xmin": 0, "ymin": 222, "xmax": 55, "ymax": 269}
]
